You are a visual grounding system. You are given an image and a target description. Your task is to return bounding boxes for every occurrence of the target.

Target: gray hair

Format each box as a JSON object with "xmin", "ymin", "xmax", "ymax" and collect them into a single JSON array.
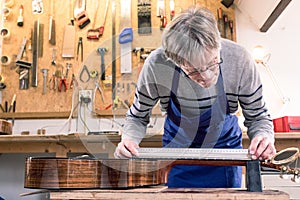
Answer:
[{"xmin": 162, "ymin": 6, "xmax": 221, "ymax": 67}]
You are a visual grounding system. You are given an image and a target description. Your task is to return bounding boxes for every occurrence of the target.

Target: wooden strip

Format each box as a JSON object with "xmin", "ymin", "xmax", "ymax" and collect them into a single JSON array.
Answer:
[
  {"xmin": 49, "ymin": 188, "xmax": 290, "ymax": 200},
  {"xmin": 260, "ymin": 0, "xmax": 292, "ymax": 32}
]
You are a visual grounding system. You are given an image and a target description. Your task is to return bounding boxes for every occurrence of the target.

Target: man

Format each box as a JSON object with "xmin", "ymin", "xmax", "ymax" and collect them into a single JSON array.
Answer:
[{"xmin": 114, "ymin": 6, "xmax": 276, "ymax": 188}]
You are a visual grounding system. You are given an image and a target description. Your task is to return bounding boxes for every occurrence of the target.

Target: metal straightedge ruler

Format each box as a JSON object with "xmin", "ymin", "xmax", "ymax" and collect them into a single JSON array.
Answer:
[
  {"xmin": 136, "ymin": 148, "xmax": 252, "ymax": 161},
  {"xmin": 119, "ymin": 0, "xmax": 133, "ymax": 74}
]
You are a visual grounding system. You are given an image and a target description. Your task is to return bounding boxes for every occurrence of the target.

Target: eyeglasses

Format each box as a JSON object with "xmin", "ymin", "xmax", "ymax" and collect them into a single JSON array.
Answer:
[{"xmin": 183, "ymin": 58, "xmax": 223, "ymax": 76}]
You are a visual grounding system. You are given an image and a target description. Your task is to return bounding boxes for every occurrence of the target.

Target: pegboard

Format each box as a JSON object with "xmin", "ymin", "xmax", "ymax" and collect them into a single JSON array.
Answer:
[{"xmin": 0, "ymin": 0, "xmax": 236, "ymax": 117}]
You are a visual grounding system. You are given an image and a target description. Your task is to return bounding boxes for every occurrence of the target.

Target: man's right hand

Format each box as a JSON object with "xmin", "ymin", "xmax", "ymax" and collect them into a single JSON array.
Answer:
[{"xmin": 114, "ymin": 139, "xmax": 139, "ymax": 158}]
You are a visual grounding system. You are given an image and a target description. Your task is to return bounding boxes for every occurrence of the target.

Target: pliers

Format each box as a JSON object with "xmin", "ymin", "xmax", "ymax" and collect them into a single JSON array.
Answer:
[
  {"xmin": 58, "ymin": 76, "xmax": 67, "ymax": 92},
  {"xmin": 49, "ymin": 73, "xmax": 58, "ymax": 90},
  {"xmin": 77, "ymin": 37, "xmax": 83, "ymax": 62}
]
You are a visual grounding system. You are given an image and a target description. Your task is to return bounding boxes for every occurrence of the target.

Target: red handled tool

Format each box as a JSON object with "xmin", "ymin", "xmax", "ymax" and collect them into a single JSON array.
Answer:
[{"xmin": 87, "ymin": 0, "xmax": 109, "ymax": 39}]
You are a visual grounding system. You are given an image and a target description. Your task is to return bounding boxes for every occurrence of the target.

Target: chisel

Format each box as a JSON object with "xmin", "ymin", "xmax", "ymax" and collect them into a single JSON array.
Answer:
[
  {"xmin": 17, "ymin": 4, "xmax": 24, "ymax": 27},
  {"xmin": 229, "ymin": 20, "xmax": 234, "ymax": 41},
  {"xmin": 217, "ymin": 8, "xmax": 224, "ymax": 38},
  {"xmin": 32, "ymin": 20, "xmax": 39, "ymax": 87},
  {"xmin": 49, "ymin": 0, "xmax": 56, "ymax": 45},
  {"xmin": 223, "ymin": 14, "xmax": 228, "ymax": 39}
]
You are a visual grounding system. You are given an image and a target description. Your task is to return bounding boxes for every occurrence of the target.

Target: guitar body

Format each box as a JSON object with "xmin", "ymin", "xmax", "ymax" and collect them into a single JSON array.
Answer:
[
  {"xmin": 24, "ymin": 157, "xmax": 165, "ymax": 189},
  {"xmin": 24, "ymin": 148, "xmax": 299, "ymax": 189}
]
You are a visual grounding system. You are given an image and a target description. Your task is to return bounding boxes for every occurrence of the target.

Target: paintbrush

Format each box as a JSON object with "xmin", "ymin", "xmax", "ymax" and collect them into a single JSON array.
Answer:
[{"xmin": 17, "ymin": 4, "xmax": 24, "ymax": 27}]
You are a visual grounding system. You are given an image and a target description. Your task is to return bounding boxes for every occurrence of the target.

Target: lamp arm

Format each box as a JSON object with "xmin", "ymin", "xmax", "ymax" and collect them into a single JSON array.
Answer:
[{"xmin": 261, "ymin": 62, "xmax": 289, "ymax": 104}]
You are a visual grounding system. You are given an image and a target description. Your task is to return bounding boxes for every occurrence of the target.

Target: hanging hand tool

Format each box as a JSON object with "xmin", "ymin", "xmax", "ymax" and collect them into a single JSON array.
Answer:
[
  {"xmin": 76, "ymin": 11, "xmax": 90, "ymax": 29},
  {"xmin": 74, "ymin": 0, "xmax": 90, "ymax": 29},
  {"xmin": 97, "ymin": 48, "xmax": 108, "ymax": 80},
  {"xmin": 77, "ymin": 37, "xmax": 83, "ymax": 62},
  {"xmin": 229, "ymin": 20, "xmax": 234, "ymax": 41},
  {"xmin": 86, "ymin": 0, "xmax": 100, "ymax": 39},
  {"xmin": 8, "ymin": 94, "xmax": 16, "ymax": 112},
  {"xmin": 87, "ymin": 0, "xmax": 110, "ymax": 39},
  {"xmin": 49, "ymin": 0, "xmax": 56, "ymax": 45},
  {"xmin": 16, "ymin": 37, "xmax": 27, "ymax": 61},
  {"xmin": 217, "ymin": 8, "xmax": 224, "ymax": 38},
  {"xmin": 133, "ymin": 47, "xmax": 144, "ymax": 63},
  {"xmin": 41, "ymin": 69, "xmax": 49, "ymax": 95},
  {"xmin": 170, "ymin": 0, "xmax": 175, "ymax": 21},
  {"xmin": 51, "ymin": 48, "xmax": 56, "ymax": 65},
  {"xmin": 58, "ymin": 76, "xmax": 67, "ymax": 92},
  {"xmin": 62, "ymin": 0, "xmax": 75, "ymax": 58},
  {"xmin": 137, "ymin": 0, "xmax": 151, "ymax": 34},
  {"xmin": 70, "ymin": 74, "xmax": 78, "ymax": 89},
  {"xmin": 157, "ymin": 0, "xmax": 166, "ymax": 30},
  {"xmin": 95, "ymin": 82, "xmax": 105, "ymax": 103},
  {"xmin": 119, "ymin": 0, "xmax": 133, "ymax": 74},
  {"xmin": 17, "ymin": 4, "xmax": 24, "ymax": 27},
  {"xmin": 32, "ymin": 20, "xmax": 40, "ymax": 87},
  {"xmin": 18, "ymin": 65, "xmax": 30, "ymax": 90},
  {"xmin": 65, "ymin": 63, "xmax": 72, "ymax": 78},
  {"xmin": 79, "ymin": 65, "xmax": 90, "ymax": 83},
  {"xmin": 111, "ymin": 0, "xmax": 116, "ymax": 102},
  {"xmin": 32, "ymin": 0, "xmax": 44, "ymax": 14},
  {"xmin": 223, "ymin": 14, "xmax": 229, "ymax": 39},
  {"xmin": 49, "ymin": 73, "xmax": 57, "ymax": 90}
]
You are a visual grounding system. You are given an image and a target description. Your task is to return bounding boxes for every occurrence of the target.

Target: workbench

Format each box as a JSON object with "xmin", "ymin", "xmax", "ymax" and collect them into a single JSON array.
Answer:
[
  {"xmin": 47, "ymin": 186, "xmax": 290, "ymax": 200},
  {"xmin": 0, "ymin": 133, "xmax": 299, "ymax": 157}
]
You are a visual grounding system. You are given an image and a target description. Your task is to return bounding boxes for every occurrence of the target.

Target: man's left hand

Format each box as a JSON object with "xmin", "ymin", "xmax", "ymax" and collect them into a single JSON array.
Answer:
[{"xmin": 249, "ymin": 135, "xmax": 276, "ymax": 160}]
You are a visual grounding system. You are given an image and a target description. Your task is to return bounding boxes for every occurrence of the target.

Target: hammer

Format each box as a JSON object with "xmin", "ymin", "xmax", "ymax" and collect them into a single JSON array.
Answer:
[{"xmin": 97, "ymin": 48, "xmax": 108, "ymax": 80}]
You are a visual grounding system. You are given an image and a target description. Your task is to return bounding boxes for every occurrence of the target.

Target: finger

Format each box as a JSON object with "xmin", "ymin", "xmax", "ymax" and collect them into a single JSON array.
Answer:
[
  {"xmin": 255, "ymin": 137, "xmax": 270, "ymax": 159},
  {"xmin": 249, "ymin": 135, "xmax": 263, "ymax": 159},
  {"xmin": 124, "ymin": 141, "xmax": 139, "ymax": 156},
  {"xmin": 118, "ymin": 142, "xmax": 133, "ymax": 158},
  {"xmin": 259, "ymin": 143, "xmax": 276, "ymax": 160}
]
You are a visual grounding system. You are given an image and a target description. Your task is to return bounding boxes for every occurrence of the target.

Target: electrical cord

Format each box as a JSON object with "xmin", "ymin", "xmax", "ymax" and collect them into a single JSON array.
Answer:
[{"xmin": 39, "ymin": 81, "xmax": 83, "ymax": 134}]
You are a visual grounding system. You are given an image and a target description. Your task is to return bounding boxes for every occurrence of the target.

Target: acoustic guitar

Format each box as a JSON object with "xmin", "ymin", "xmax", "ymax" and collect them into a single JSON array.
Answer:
[{"xmin": 24, "ymin": 147, "xmax": 299, "ymax": 189}]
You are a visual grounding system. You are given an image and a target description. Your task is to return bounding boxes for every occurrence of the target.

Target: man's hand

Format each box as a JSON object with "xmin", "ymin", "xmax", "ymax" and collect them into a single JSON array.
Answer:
[
  {"xmin": 249, "ymin": 135, "xmax": 276, "ymax": 160},
  {"xmin": 114, "ymin": 139, "xmax": 139, "ymax": 158}
]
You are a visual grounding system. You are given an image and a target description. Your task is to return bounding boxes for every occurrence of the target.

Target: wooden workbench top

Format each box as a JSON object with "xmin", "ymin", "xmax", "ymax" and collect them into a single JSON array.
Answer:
[{"xmin": 47, "ymin": 187, "xmax": 290, "ymax": 200}]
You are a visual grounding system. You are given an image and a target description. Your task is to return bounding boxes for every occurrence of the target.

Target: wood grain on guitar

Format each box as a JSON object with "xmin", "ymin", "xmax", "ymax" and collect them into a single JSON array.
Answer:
[{"xmin": 24, "ymin": 148, "xmax": 300, "ymax": 190}]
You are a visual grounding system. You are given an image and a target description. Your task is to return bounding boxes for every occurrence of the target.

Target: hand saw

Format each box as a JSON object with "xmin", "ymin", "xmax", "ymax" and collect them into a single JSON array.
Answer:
[
  {"xmin": 119, "ymin": 0, "xmax": 133, "ymax": 74},
  {"xmin": 87, "ymin": 0, "xmax": 110, "ymax": 39},
  {"xmin": 74, "ymin": 0, "xmax": 90, "ymax": 29},
  {"xmin": 86, "ymin": 0, "xmax": 99, "ymax": 39}
]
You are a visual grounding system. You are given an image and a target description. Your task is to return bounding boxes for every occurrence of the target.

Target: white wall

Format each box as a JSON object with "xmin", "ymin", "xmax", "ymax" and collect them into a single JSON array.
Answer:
[{"xmin": 235, "ymin": 0, "xmax": 300, "ymax": 119}]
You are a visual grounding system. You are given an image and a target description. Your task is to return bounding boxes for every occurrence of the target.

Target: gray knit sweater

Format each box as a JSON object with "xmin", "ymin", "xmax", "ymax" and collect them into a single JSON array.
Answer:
[{"xmin": 123, "ymin": 39, "xmax": 274, "ymax": 145}]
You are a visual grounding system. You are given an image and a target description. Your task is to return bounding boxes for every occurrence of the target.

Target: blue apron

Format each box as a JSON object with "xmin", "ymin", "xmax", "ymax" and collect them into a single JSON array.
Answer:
[{"xmin": 163, "ymin": 66, "xmax": 242, "ymax": 188}]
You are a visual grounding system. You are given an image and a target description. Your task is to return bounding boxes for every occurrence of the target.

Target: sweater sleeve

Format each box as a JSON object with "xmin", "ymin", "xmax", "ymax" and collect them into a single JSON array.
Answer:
[
  {"xmin": 237, "ymin": 49, "xmax": 274, "ymax": 143},
  {"xmin": 122, "ymin": 53, "xmax": 161, "ymax": 144}
]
